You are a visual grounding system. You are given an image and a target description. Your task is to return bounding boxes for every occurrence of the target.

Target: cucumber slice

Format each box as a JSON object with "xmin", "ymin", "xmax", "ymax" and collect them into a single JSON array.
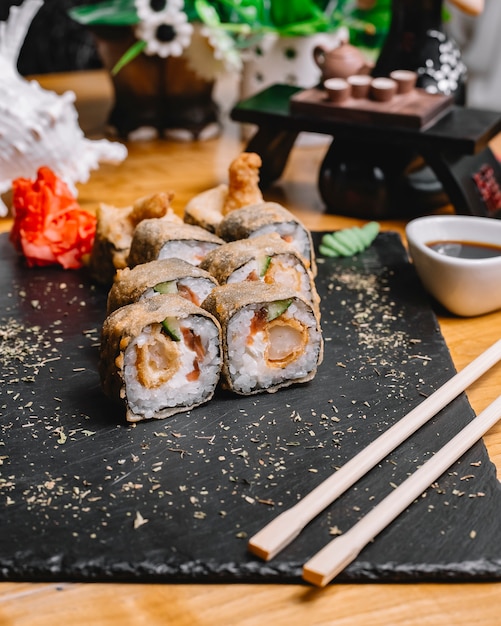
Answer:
[
  {"xmin": 153, "ymin": 280, "xmax": 178, "ymax": 294},
  {"xmin": 259, "ymin": 255, "xmax": 272, "ymax": 277},
  {"xmin": 161, "ymin": 317, "xmax": 181, "ymax": 341},
  {"xmin": 267, "ymin": 299, "xmax": 292, "ymax": 321}
]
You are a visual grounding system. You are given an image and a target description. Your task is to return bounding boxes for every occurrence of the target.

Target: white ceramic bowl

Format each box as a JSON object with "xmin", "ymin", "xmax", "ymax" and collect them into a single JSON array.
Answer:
[{"xmin": 406, "ymin": 215, "xmax": 501, "ymax": 317}]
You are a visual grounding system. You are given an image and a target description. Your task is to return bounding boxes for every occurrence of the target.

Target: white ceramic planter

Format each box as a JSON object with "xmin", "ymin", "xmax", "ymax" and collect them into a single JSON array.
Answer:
[{"xmin": 241, "ymin": 30, "xmax": 349, "ymax": 98}]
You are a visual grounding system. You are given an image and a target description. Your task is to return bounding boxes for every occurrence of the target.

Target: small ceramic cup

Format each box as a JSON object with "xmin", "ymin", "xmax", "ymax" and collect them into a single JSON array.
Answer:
[
  {"xmin": 370, "ymin": 77, "xmax": 398, "ymax": 102},
  {"xmin": 347, "ymin": 74, "xmax": 372, "ymax": 99},
  {"xmin": 324, "ymin": 78, "xmax": 351, "ymax": 104},
  {"xmin": 390, "ymin": 69, "xmax": 418, "ymax": 94}
]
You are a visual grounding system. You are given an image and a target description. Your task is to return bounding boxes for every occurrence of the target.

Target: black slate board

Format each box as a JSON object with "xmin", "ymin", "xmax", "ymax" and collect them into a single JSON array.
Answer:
[{"xmin": 1, "ymin": 230, "xmax": 501, "ymax": 584}]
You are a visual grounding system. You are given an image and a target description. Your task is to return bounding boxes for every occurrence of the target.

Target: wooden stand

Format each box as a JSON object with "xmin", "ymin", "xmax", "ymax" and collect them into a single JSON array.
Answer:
[
  {"xmin": 231, "ymin": 84, "xmax": 501, "ymax": 219},
  {"xmin": 290, "ymin": 86, "xmax": 454, "ymax": 131}
]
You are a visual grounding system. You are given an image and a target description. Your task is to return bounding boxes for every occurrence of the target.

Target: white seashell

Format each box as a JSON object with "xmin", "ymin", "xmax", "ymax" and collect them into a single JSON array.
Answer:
[{"xmin": 0, "ymin": 0, "xmax": 128, "ymax": 216}]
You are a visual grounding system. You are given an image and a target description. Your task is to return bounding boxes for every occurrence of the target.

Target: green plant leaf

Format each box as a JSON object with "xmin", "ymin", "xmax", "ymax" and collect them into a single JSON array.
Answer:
[
  {"xmin": 111, "ymin": 39, "xmax": 147, "ymax": 75},
  {"xmin": 194, "ymin": 0, "xmax": 222, "ymax": 27},
  {"xmin": 275, "ymin": 17, "xmax": 331, "ymax": 36},
  {"xmin": 209, "ymin": 0, "xmax": 260, "ymax": 26},
  {"xmin": 269, "ymin": 0, "xmax": 323, "ymax": 28},
  {"xmin": 68, "ymin": 1, "xmax": 138, "ymax": 26}
]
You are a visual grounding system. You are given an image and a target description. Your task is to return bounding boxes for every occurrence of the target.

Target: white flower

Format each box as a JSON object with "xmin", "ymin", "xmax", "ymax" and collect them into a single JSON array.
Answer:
[
  {"xmin": 184, "ymin": 25, "xmax": 242, "ymax": 80},
  {"xmin": 204, "ymin": 27, "xmax": 242, "ymax": 72},
  {"xmin": 135, "ymin": 0, "xmax": 184, "ymax": 21},
  {"xmin": 135, "ymin": 8, "xmax": 193, "ymax": 58}
]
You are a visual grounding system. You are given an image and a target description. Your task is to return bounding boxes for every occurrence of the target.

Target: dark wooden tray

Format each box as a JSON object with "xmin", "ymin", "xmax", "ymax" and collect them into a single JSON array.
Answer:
[
  {"xmin": 1, "ymin": 231, "xmax": 500, "ymax": 584},
  {"xmin": 290, "ymin": 86, "xmax": 453, "ymax": 130}
]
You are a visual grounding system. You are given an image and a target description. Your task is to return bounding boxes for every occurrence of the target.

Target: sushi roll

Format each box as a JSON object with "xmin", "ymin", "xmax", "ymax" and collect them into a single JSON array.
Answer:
[
  {"xmin": 202, "ymin": 282, "xmax": 323, "ymax": 395},
  {"xmin": 107, "ymin": 258, "xmax": 219, "ymax": 314},
  {"xmin": 88, "ymin": 192, "xmax": 179, "ymax": 285},
  {"xmin": 200, "ymin": 233, "xmax": 320, "ymax": 312},
  {"xmin": 128, "ymin": 219, "xmax": 224, "ymax": 268},
  {"xmin": 99, "ymin": 295, "xmax": 222, "ymax": 422},
  {"xmin": 216, "ymin": 202, "xmax": 317, "ymax": 276}
]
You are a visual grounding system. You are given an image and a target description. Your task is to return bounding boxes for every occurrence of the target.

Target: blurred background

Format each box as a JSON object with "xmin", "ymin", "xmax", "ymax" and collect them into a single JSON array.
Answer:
[
  {"xmin": 0, "ymin": 0, "xmax": 101, "ymax": 74},
  {"xmin": 1, "ymin": 0, "xmax": 500, "ymax": 110}
]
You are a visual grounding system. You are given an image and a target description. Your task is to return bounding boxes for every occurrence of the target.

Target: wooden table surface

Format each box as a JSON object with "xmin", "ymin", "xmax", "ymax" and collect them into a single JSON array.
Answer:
[{"xmin": 1, "ymin": 70, "xmax": 501, "ymax": 625}]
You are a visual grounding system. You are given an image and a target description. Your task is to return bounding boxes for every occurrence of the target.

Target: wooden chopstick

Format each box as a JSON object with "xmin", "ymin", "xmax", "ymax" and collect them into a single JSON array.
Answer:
[
  {"xmin": 303, "ymin": 393, "xmax": 501, "ymax": 586},
  {"xmin": 248, "ymin": 339, "xmax": 501, "ymax": 561}
]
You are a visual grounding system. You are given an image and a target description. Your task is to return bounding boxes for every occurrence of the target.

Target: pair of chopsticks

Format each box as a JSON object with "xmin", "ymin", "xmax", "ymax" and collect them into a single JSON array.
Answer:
[{"xmin": 248, "ymin": 339, "xmax": 501, "ymax": 587}]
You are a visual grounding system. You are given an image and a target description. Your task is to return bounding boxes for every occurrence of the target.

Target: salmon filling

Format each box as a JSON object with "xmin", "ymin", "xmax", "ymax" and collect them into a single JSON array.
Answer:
[
  {"xmin": 177, "ymin": 282, "xmax": 200, "ymax": 305},
  {"xmin": 264, "ymin": 318, "xmax": 308, "ymax": 368},
  {"xmin": 135, "ymin": 324, "xmax": 180, "ymax": 388},
  {"xmin": 181, "ymin": 326, "xmax": 205, "ymax": 381}
]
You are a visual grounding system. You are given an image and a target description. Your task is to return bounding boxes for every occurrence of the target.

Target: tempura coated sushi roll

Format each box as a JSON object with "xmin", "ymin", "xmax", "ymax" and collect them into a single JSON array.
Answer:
[
  {"xmin": 200, "ymin": 233, "xmax": 319, "ymax": 311},
  {"xmin": 128, "ymin": 219, "xmax": 224, "ymax": 268},
  {"xmin": 202, "ymin": 282, "xmax": 323, "ymax": 395},
  {"xmin": 216, "ymin": 202, "xmax": 317, "ymax": 276},
  {"xmin": 107, "ymin": 258, "xmax": 219, "ymax": 314},
  {"xmin": 99, "ymin": 295, "xmax": 222, "ymax": 422},
  {"xmin": 88, "ymin": 192, "xmax": 179, "ymax": 285}
]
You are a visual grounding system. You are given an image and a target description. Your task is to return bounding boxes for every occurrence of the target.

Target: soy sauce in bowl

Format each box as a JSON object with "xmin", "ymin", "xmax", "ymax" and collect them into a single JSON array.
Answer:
[
  {"xmin": 406, "ymin": 215, "xmax": 501, "ymax": 316},
  {"xmin": 427, "ymin": 240, "xmax": 501, "ymax": 260}
]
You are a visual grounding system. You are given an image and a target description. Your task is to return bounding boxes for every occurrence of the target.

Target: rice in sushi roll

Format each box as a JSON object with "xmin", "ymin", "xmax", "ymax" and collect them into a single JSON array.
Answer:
[
  {"xmin": 200, "ymin": 233, "xmax": 319, "ymax": 311},
  {"xmin": 107, "ymin": 258, "xmax": 219, "ymax": 314},
  {"xmin": 202, "ymin": 282, "xmax": 323, "ymax": 395},
  {"xmin": 99, "ymin": 295, "xmax": 222, "ymax": 422},
  {"xmin": 128, "ymin": 220, "xmax": 224, "ymax": 268},
  {"xmin": 216, "ymin": 202, "xmax": 316, "ymax": 276}
]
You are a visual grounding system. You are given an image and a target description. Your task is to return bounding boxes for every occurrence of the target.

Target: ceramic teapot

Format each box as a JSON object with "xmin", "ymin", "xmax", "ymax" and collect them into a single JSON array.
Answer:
[{"xmin": 313, "ymin": 41, "xmax": 373, "ymax": 81}]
